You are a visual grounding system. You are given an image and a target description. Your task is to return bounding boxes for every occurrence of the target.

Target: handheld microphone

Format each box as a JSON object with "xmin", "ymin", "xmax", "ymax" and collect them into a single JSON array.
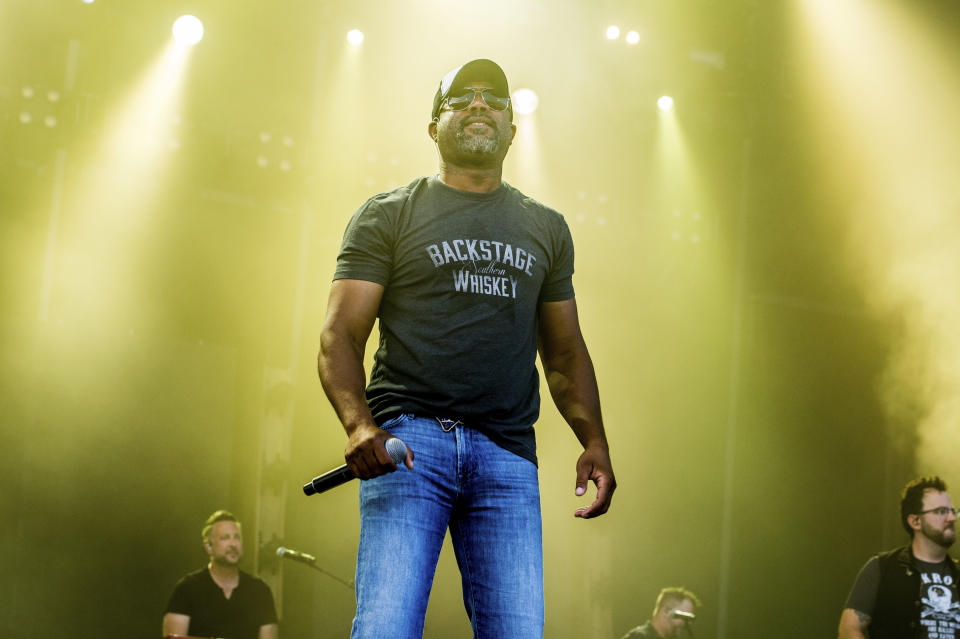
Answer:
[
  {"xmin": 671, "ymin": 610, "xmax": 696, "ymax": 621},
  {"xmin": 276, "ymin": 546, "xmax": 316, "ymax": 565},
  {"xmin": 302, "ymin": 436, "xmax": 408, "ymax": 496}
]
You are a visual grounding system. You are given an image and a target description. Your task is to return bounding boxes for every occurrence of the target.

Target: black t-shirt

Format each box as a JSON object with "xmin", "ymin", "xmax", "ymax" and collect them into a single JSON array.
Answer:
[
  {"xmin": 847, "ymin": 556, "xmax": 960, "ymax": 638},
  {"xmin": 165, "ymin": 567, "xmax": 278, "ymax": 639},
  {"xmin": 334, "ymin": 176, "xmax": 575, "ymax": 464},
  {"xmin": 619, "ymin": 621, "xmax": 660, "ymax": 638}
]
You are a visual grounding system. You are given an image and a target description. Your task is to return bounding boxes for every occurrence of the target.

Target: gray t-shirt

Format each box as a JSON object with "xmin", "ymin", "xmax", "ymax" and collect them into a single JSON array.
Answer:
[
  {"xmin": 334, "ymin": 176, "xmax": 575, "ymax": 464},
  {"xmin": 847, "ymin": 556, "xmax": 960, "ymax": 638}
]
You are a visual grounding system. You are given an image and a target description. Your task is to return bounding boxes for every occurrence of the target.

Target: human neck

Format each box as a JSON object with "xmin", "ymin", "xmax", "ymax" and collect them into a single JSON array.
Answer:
[
  {"xmin": 437, "ymin": 162, "xmax": 503, "ymax": 194},
  {"xmin": 651, "ymin": 616, "xmax": 670, "ymax": 638},
  {"xmin": 913, "ymin": 535, "xmax": 950, "ymax": 563},
  {"xmin": 208, "ymin": 560, "xmax": 240, "ymax": 586}
]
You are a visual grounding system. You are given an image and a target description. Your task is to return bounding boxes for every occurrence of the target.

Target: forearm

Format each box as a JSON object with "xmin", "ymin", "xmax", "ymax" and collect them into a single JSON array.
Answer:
[
  {"xmin": 543, "ymin": 343, "xmax": 607, "ymax": 450},
  {"xmin": 317, "ymin": 327, "xmax": 376, "ymax": 435}
]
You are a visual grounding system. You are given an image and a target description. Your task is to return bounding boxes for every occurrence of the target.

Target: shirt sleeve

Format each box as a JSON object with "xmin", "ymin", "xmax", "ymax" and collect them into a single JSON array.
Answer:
[
  {"xmin": 164, "ymin": 578, "xmax": 194, "ymax": 616},
  {"xmin": 845, "ymin": 556, "xmax": 881, "ymax": 615},
  {"xmin": 254, "ymin": 579, "xmax": 279, "ymax": 625},
  {"xmin": 333, "ymin": 199, "xmax": 395, "ymax": 285},
  {"xmin": 539, "ymin": 216, "xmax": 575, "ymax": 303}
]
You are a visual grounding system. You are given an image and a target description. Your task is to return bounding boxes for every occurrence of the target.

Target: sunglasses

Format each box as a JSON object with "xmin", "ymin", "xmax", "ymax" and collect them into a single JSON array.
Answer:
[{"xmin": 443, "ymin": 87, "xmax": 511, "ymax": 112}]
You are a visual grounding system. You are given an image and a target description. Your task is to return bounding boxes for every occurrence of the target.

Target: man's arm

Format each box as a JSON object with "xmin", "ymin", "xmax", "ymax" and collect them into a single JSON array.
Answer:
[
  {"xmin": 317, "ymin": 279, "xmax": 413, "ymax": 477},
  {"xmin": 538, "ymin": 297, "xmax": 615, "ymax": 518},
  {"xmin": 258, "ymin": 622, "xmax": 279, "ymax": 639},
  {"xmin": 161, "ymin": 612, "xmax": 190, "ymax": 636},
  {"xmin": 837, "ymin": 608, "xmax": 870, "ymax": 639}
]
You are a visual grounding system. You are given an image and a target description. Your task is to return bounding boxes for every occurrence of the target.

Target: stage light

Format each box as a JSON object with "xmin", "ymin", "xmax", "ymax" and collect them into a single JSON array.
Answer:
[
  {"xmin": 47, "ymin": 90, "xmax": 60, "ymax": 102},
  {"xmin": 658, "ymin": 95, "xmax": 674, "ymax": 111},
  {"xmin": 44, "ymin": 116, "xmax": 57, "ymax": 128},
  {"xmin": 22, "ymin": 86, "xmax": 34, "ymax": 99},
  {"xmin": 172, "ymin": 15, "xmax": 204, "ymax": 46},
  {"xmin": 626, "ymin": 30, "xmax": 640, "ymax": 45},
  {"xmin": 256, "ymin": 155, "xmax": 269, "ymax": 168},
  {"xmin": 82, "ymin": 0, "xmax": 95, "ymax": 4},
  {"xmin": 606, "ymin": 26, "xmax": 620, "ymax": 40},
  {"xmin": 512, "ymin": 88, "xmax": 539, "ymax": 116},
  {"xmin": 259, "ymin": 131, "xmax": 271, "ymax": 143},
  {"xmin": 19, "ymin": 112, "xmax": 32, "ymax": 124},
  {"xmin": 281, "ymin": 135, "xmax": 294, "ymax": 147},
  {"xmin": 347, "ymin": 29, "xmax": 364, "ymax": 46}
]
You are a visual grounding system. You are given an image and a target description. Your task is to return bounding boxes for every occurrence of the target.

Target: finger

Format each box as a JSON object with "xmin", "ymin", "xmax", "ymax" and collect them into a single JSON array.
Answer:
[
  {"xmin": 575, "ymin": 463, "xmax": 591, "ymax": 497},
  {"xmin": 373, "ymin": 439, "xmax": 399, "ymax": 471},
  {"xmin": 404, "ymin": 446, "xmax": 415, "ymax": 470},
  {"xmin": 575, "ymin": 476, "xmax": 614, "ymax": 519}
]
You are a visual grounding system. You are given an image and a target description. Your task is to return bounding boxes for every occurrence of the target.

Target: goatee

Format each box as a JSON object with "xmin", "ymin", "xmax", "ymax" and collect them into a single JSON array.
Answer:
[{"xmin": 455, "ymin": 129, "xmax": 501, "ymax": 155}]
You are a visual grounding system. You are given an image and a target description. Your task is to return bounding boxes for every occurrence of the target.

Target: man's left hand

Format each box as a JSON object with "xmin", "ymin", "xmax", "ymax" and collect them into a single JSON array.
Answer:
[{"xmin": 573, "ymin": 445, "xmax": 616, "ymax": 519}]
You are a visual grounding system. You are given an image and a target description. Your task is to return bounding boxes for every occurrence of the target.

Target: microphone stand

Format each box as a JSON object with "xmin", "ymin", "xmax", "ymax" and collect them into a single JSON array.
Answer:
[{"xmin": 288, "ymin": 559, "xmax": 355, "ymax": 591}]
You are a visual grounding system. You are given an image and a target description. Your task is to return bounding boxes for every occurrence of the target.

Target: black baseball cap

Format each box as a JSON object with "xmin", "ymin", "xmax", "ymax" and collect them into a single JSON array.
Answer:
[{"xmin": 431, "ymin": 59, "xmax": 511, "ymax": 120}]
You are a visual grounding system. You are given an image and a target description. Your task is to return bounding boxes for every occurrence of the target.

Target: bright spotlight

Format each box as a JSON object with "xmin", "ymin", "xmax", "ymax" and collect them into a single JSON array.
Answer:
[
  {"xmin": 347, "ymin": 29, "xmax": 365, "ymax": 46},
  {"xmin": 82, "ymin": 0, "xmax": 95, "ymax": 4},
  {"xmin": 512, "ymin": 88, "xmax": 539, "ymax": 116},
  {"xmin": 626, "ymin": 30, "xmax": 640, "ymax": 45},
  {"xmin": 172, "ymin": 15, "xmax": 204, "ymax": 46},
  {"xmin": 606, "ymin": 26, "xmax": 620, "ymax": 40},
  {"xmin": 657, "ymin": 95, "xmax": 675, "ymax": 112}
]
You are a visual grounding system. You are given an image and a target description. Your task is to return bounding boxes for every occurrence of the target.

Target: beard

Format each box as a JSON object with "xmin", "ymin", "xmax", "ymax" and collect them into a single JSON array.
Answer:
[
  {"xmin": 921, "ymin": 519, "xmax": 956, "ymax": 548},
  {"xmin": 455, "ymin": 126, "xmax": 502, "ymax": 155}
]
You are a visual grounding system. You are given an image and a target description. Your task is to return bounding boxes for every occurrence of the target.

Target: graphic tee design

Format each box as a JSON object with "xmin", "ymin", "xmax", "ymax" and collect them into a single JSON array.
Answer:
[
  {"xmin": 918, "ymin": 566, "xmax": 960, "ymax": 639},
  {"xmin": 334, "ymin": 176, "xmax": 575, "ymax": 463}
]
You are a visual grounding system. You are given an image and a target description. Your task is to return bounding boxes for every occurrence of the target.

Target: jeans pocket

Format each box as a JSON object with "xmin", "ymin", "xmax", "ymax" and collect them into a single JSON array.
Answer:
[{"xmin": 380, "ymin": 413, "xmax": 412, "ymax": 431}]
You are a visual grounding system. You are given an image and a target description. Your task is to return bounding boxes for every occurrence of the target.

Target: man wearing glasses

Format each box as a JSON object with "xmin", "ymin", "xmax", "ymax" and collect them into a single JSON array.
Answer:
[
  {"xmin": 838, "ymin": 476, "xmax": 960, "ymax": 639},
  {"xmin": 619, "ymin": 586, "xmax": 700, "ymax": 638},
  {"xmin": 317, "ymin": 59, "xmax": 615, "ymax": 638}
]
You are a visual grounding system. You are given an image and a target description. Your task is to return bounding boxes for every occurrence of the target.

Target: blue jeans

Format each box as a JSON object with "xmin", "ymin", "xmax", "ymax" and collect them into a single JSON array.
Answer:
[{"xmin": 351, "ymin": 414, "xmax": 544, "ymax": 639}]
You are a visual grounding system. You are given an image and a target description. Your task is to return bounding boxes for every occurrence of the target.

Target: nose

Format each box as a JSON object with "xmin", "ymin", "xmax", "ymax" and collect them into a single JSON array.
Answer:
[{"xmin": 467, "ymin": 91, "xmax": 490, "ymax": 111}]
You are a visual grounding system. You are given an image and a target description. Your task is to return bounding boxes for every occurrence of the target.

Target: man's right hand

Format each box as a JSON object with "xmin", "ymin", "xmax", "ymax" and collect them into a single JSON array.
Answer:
[{"xmin": 344, "ymin": 422, "xmax": 414, "ymax": 479}]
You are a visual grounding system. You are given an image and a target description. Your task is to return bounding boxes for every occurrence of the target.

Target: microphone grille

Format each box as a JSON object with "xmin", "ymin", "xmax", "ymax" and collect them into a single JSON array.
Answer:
[
  {"xmin": 385, "ymin": 437, "xmax": 407, "ymax": 465},
  {"xmin": 276, "ymin": 546, "xmax": 287, "ymax": 557}
]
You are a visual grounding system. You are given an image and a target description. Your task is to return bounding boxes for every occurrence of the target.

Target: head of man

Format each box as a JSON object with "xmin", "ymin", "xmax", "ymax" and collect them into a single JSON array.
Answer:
[
  {"xmin": 902, "ymin": 476, "xmax": 957, "ymax": 549},
  {"xmin": 650, "ymin": 586, "xmax": 701, "ymax": 638},
  {"xmin": 201, "ymin": 510, "xmax": 243, "ymax": 567},
  {"xmin": 428, "ymin": 59, "xmax": 516, "ymax": 169}
]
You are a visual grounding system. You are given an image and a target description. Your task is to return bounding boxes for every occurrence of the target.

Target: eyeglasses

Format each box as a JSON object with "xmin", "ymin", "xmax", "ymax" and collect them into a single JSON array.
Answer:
[
  {"xmin": 442, "ymin": 87, "xmax": 511, "ymax": 113},
  {"xmin": 918, "ymin": 507, "xmax": 960, "ymax": 517}
]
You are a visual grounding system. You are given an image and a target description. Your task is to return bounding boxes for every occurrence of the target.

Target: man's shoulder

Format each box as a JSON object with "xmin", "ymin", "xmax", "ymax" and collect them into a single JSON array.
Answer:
[
  {"xmin": 238, "ymin": 569, "xmax": 273, "ymax": 592},
  {"xmin": 169, "ymin": 566, "xmax": 212, "ymax": 596},
  {"xmin": 365, "ymin": 177, "xmax": 429, "ymax": 209},
  {"xmin": 178, "ymin": 566, "xmax": 211, "ymax": 583},
  {"xmin": 502, "ymin": 182, "xmax": 565, "ymax": 221},
  {"xmin": 619, "ymin": 621, "xmax": 657, "ymax": 639}
]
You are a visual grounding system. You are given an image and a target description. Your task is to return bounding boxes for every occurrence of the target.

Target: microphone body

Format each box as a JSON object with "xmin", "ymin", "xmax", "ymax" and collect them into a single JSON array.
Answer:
[
  {"xmin": 303, "ymin": 436, "xmax": 408, "ymax": 496},
  {"xmin": 671, "ymin": 610, "xmax": 696, "ymax": 621},
  {"xmin": 277, "ymin": 546, "xmax": 316, "ymax": 564}
]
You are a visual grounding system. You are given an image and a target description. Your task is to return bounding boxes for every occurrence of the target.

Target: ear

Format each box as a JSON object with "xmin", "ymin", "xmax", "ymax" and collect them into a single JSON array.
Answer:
[
  {"xmin": 908, "ymin": 513, "xmax": 922, "ymax": 531},
  {"xmin": 428, "ymin": 119, "xmax": 438, "ymax": 142}
]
